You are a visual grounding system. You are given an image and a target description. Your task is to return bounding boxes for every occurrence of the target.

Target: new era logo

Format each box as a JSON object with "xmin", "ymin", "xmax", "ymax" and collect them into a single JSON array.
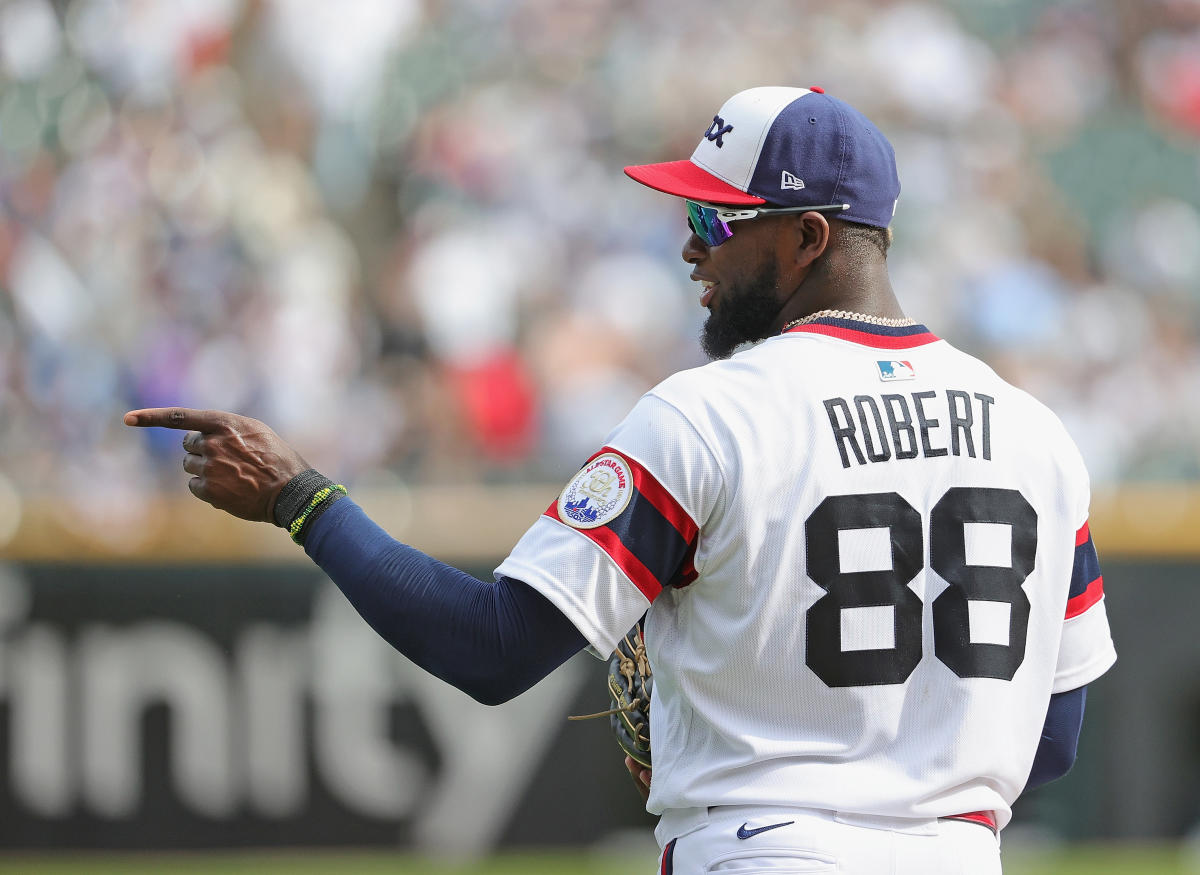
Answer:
[
  {"xmin": 781, "ymin": 171, "xmax": 805, "ymax": 190},
  {"xmin": 877, "ymin": 360, "xmax": 915, "ymax": 381}
]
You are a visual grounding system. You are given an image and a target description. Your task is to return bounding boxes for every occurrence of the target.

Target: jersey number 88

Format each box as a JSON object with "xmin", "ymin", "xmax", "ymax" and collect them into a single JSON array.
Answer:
[{"xmin": 805, "ymin": 488, "xmax": 1037, "ymax": 687}]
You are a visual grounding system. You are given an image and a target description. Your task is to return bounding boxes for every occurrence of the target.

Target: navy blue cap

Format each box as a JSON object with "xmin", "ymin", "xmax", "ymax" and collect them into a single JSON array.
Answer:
[{"xmin": 625, "ymin": 86, "xmax": 901, "ymax": 228}]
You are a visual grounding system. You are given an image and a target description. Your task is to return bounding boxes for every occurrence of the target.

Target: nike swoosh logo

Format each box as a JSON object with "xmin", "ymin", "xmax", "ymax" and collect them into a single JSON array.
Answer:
[{"xmin": 736, "ymin": 820, "xmax": 795, "ymax": 839}]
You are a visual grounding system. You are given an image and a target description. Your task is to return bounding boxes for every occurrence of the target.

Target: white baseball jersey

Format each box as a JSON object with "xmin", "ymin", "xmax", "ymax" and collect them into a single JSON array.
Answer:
[{"xmin": 497, "ymin": 316, "xmax": 1116, "ymax": 831}]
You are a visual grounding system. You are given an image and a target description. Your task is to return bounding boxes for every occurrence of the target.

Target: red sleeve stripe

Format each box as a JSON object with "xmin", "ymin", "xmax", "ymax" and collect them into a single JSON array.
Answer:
[
  {"xmin": 1065, "ymin": 576, "xmax": 1104, "ymax": 619},
  {"xmin": 580, "ymin": 524, "xmax": 665, "ymax": 602},
  {"xmin": 1075, "ymin": 521, "xmax": 1090, "ymax": 547},
  {"xmin": 542, "ymin": 498, "xmax": 664, "ymax": 602},
  {"xmin": 606, "ymin": 446, "xmax": 699, "ymax": 543},
  {"xmin": 543, "ymin": 449, "xmax": 700, "ymax": 603}
]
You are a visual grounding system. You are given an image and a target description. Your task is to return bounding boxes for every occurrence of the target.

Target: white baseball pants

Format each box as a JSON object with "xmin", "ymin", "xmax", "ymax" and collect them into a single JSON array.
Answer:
[{"xmin": 655, "ymin": 805, "xmax": 1001, "ymax": 874}]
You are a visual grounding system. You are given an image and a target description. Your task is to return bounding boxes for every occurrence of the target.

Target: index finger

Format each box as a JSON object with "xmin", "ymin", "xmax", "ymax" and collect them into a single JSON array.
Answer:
[{"xmin": 123, "ymin": 407, "xmax": 230, "ymax": 431}]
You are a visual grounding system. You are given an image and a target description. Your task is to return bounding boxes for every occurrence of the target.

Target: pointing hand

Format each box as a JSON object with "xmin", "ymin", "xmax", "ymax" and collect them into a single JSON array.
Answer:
[{"xmin": 124, "ymin": 407, "xmax": 310, "ymax": 523}]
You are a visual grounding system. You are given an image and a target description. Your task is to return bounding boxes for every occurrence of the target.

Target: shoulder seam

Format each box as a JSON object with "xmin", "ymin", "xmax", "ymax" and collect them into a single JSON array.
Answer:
[
  {"xmin": 642, "ymin": 392, "xmax": 728, "ymax": 578},
  {"xmin": 643, "ymin": 391, "xmax": 731, "ymax": 493}
]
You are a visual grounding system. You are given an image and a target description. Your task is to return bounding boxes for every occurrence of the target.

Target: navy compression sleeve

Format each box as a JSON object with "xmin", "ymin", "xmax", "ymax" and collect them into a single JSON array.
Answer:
[
  {"xmin": 1025, "ymin": 686, "xmax": 1087, "ymax": 791},
  {"xmin": 302, "ymin": 498, "xmax": 587, "ymax": 705}
]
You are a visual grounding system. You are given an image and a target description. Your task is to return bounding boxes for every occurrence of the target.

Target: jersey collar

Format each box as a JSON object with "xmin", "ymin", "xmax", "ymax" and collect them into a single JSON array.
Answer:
[{"xmin": 782, "ymin": 315, "xmax": 940, "ymax": 349}]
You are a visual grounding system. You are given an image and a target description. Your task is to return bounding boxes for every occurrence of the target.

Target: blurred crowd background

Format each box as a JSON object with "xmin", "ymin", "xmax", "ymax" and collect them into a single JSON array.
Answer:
[{"xmin": 2, "ymin": 0, "xmax": 1199, "ymax": 512}]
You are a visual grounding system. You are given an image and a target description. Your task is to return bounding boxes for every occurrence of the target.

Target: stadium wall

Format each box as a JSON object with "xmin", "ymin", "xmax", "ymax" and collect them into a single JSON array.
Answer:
[{"xmin": 0, "ymin": 487, "xmax": 1194, "ymax": 849}]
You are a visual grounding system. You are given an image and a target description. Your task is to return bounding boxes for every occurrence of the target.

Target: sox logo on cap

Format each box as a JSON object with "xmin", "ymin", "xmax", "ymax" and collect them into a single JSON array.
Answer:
[{"xmin": 625, "ymin": 86, "xmax": 901, "ymax": 228}]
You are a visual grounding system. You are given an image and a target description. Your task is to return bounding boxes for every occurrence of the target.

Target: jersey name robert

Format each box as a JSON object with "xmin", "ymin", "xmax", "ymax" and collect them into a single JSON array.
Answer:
[
  {"xmin": 823, "ymin": 388, "xmax": 995, "ymax": 468},
  {"xmin": 498, "ymin": 321, "xmax": 1116, "ymax": 830}
]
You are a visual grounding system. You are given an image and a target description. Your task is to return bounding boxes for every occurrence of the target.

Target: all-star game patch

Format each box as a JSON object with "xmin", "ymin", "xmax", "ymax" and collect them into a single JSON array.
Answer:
[{"xmin": 558, "ymin": 452, "xmax": 635, "ymax": 529}]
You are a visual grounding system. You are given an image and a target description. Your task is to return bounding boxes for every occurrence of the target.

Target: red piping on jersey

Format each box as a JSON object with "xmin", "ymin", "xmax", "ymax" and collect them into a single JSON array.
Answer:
[
  {"xmin": 1075, "ymin": 521, "xmax": 1090, "ymax": 547},
  {"xmin": 600, "ymin": 445, "xmax": 699, "ymax": 543},
  {"xmin": 1065, "ymin": 576, "xmax": 1104, "ymax": 619},
  {"xmin": 783, "ymin": 322, "xmax": 940, "ymax": 349}
]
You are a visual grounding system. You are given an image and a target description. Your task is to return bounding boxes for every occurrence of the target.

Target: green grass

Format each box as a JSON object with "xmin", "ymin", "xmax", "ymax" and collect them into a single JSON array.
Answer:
[
  {"xmin": 1003, "ymin": 844, "xmax": 1195, "ymax": 875},
  {"xmin": 0, "ymin": 845, "xmax": 1192, "ymax": 874}
]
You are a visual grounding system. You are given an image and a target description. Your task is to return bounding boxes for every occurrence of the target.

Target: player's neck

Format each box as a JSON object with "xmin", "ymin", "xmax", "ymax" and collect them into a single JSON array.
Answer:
[{"xmin": 779, "ymin": 261, "xmax": 905, "ymax": 329}]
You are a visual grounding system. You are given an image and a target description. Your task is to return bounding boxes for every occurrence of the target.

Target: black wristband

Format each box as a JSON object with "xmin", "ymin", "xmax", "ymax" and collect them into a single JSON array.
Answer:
[
  {"xmin": 273, "ymin": 469, "xmax": 336, "ymax": 529},
  {"xmin": 293, "ymin": 489, "xmax": 346, "ymax": 545}
]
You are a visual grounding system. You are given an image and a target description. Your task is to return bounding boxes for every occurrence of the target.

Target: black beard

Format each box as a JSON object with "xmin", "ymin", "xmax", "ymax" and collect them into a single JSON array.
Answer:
[{"xmin": 699, "ymin": 261, "xmax": 784, "ymax": 360}]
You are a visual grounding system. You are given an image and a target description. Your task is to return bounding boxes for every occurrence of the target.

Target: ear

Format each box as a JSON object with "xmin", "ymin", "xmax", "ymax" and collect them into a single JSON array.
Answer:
[{"xmin": 791, "ymin": 212, "xmax": 832, "ymax": 269}]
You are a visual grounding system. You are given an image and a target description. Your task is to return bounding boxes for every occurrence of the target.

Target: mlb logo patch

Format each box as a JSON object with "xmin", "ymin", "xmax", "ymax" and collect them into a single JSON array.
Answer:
[{"xmin": 877, "ymin": 360, "xmax": 915, "ymax": 381}]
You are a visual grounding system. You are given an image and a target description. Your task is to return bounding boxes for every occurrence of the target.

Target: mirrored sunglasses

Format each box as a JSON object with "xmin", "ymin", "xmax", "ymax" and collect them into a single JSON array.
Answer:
[{"xmin": 685, "ymin": 200, "xmax": 850, "ymax": 247}]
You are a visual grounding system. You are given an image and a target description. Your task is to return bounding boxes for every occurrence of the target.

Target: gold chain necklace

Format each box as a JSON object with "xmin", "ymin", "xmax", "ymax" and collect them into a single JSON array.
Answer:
[{"xmin": 782, "ymin": 309, "xmax": 918, "ymax": 332}]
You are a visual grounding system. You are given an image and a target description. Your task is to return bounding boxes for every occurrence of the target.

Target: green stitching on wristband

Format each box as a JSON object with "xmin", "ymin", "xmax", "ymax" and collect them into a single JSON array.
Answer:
[{"xmin": 289, "ymin": 484, "xmax": 348, "ymax": 544}]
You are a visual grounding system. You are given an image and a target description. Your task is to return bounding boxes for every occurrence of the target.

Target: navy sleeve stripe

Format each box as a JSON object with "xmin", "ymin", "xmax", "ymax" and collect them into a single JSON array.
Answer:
[
  {"xmin": 544, "ymin": 482, "xmax": 696, "ymax": 602},
  {"xmin": 544, "ymin": 450, "xmax": 699, "ymax": 602},
  {"xmin": 1069, "ymin": 534, "xmax": 1101, "ymax": 599},
  {"xmin": 1066, "ymin": 522, "xmax": 1104, "ymax": 619},
  {"xmin": 606, "ymin": 487, "xmax": 692, "ymax": 593}
]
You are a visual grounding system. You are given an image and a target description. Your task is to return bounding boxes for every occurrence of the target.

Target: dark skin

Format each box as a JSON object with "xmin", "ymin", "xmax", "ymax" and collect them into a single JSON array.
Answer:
[
  {"xmin": 688, "ymin": 211, "xmax": 904, "ymax": 356},
  {"xmin": 122, "ymin": 408, "xmax": 310, "ymax": 522},
  {"xmin": 124, "ymin": 204, "xmax": 902, "ymax": 803},
  {"xmin": 625, "ymin": 755, "xmax": 651, "ymax": 803}
]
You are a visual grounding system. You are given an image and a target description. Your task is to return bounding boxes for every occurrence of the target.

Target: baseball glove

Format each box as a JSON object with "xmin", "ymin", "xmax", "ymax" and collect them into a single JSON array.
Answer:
[{"xmin": 569, "ymin": 620, "xmax": 653, "ymax": 769}]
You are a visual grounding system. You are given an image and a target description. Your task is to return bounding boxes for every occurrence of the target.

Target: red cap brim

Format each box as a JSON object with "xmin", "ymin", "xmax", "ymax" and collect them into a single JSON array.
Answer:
[{"xmin": 623, "ymin": 160, "xmax": 766, "ymax": 206}]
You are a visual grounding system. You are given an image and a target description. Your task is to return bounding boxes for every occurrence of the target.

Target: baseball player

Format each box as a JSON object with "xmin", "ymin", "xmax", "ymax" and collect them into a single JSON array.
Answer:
[{"xmin": 126, "ymin": 86, "xmax": 1115, "ymax": 873}]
